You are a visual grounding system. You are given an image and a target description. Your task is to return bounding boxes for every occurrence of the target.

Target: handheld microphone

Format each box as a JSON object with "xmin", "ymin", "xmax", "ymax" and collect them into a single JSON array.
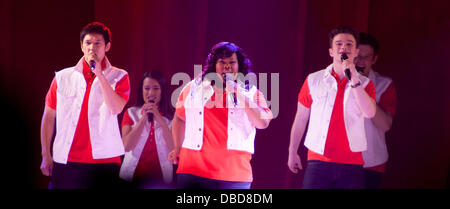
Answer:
[
  {"xmin": 340, "ymin": 53, "xmax": 351, "ymax": 80},
  {"xmin": 224, "ymin": 74, "xmax": 237, "ymax": 107},
  {"xmin": 89, "ymin": 60, "xmax": 95, "ymax": 72},
  {"xmin": 147, "ymin": 99, "xmax": 155, "ymax": 123}
]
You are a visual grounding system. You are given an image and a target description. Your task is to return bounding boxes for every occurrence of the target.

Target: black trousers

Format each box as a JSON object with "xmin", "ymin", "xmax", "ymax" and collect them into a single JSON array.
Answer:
[
  {"xmin": 302, "ymin": 160, "xmax": 365, "ymax": 189},
  {"xmin": 364, "ymin": 169, "xmax": 383, "ymax": 189},
  {"xmin": 50, "ymin": 162, "xmax": 120, "ymax": 189}
]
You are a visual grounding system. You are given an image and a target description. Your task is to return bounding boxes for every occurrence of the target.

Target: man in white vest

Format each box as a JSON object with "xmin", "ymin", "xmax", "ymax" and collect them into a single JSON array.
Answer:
[
  {"xmin": 355, "ymin": 33, "xmax": 397, "ymax": 188},
  {"xmin": 287, "ymin": 26, "xmax": 377, "ymax": 189},
  {"xmin": 40, "ymin": 22, "xmax": 130, "ymax": 188}
]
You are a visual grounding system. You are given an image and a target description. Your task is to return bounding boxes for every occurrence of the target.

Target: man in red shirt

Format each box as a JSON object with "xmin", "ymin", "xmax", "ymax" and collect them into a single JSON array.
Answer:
[
  {"xmin": 287, "ymin": 26, "xmax": 377, "ymax": 189},
  {"xmin": 355, "ymin": 33, "xmax": 397, "ymax": 189},
  {"xmin": 40, "ymin": 22, "xmax": 130, "ymax": 188}
]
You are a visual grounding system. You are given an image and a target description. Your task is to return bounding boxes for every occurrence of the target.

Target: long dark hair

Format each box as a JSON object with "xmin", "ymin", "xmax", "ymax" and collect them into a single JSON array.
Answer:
[
  {"xmin": 136, "ymin": 70, "xmax": 174, "ymax": 119},
  {"xmin": 202, "ymin": 42, "xmax": 252, "ymax": 79}
]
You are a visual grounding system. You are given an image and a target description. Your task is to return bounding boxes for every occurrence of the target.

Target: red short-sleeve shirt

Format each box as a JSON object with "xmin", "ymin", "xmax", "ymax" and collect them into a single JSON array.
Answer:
[
  {"xmin": 298, "ymin": 70, "xmax": 376, "ymax": 165},
  {"xmin": 175, "ymin": 83, "xmax": 270, "ymax": 182}
]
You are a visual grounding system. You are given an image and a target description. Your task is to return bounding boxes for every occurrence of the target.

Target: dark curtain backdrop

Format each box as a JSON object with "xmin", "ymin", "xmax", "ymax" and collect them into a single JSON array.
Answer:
[{"xmin": 1, "ymin": 0, "xmax": 449, "ymax": 189}]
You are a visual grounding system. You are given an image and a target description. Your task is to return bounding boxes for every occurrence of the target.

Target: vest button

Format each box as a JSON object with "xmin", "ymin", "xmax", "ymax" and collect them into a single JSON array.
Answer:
[
  {"xmin": 199, "ymin": 128, "xmax": 202, "ymax": 131},
  {"xmin": 199, "ymin": 112, "xmax": 202, "ymax": 115}
]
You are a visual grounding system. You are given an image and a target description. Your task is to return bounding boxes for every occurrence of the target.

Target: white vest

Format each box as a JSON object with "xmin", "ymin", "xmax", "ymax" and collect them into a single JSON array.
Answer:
[
  {"xmin": 53, "ymin": 57, "xmax": 127, "ymax": 164},
  {"xmin": 119, "ymin": 107, "xmax": 173, "ymax": 183},
  {"xmin": 362, "ymin": 70, "xmax": 392, "ymax": 168},
  {"xmin": 304, "ymin": 64, "xmax": 371, "ymax": 154},
  {"xmin": 181, "ymin": 77, "xmax": 259, "ymax": 154}
]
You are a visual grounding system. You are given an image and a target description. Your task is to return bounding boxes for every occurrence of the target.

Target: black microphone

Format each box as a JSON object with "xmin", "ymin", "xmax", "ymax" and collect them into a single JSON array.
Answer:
[
  {"xmin": 89, "ymin": 60, "xmax": 95, "ymax": 72},
  {"xmin": 341, "ymin": 53, "xmax": 351, "ymax": 80},
  {"xmin": 147, "ymin": 99, "xmax": 155, "ymax": 123},
  {"xmin": 224, "ymin": 74, "xmax": 237, "ymax": 107}
]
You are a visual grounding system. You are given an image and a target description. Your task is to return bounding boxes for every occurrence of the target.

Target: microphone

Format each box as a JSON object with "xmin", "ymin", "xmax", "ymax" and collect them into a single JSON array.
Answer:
[
  {"xmin": 341, "ymin": 53, "xmax": 351, "ymax": 80},
  {"xmin": 89, "ymin": 60, "xmax": 95, "ymax": 72},
  {"xmin": 147, "ymin": 99, "xmax": 155, "ymax": 123},
  {"xmin": 224, "ymin": 74, "xmax": 237, "ymax": 107},
  {"xmin": 341, "ymin": 53, "xmax": 352, "ymax": 80},
  {"xmin": 345, "ymin": 69, "xmax": 351, "ymax": 81}
]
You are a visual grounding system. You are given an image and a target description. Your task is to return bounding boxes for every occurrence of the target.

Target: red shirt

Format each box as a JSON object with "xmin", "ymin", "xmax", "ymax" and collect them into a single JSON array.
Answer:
[
  {"xmin": 298, "ymin": 70, "xmax": 377, "ymax": 165},
  {"xmin": 122, "ymin": 110, "xmax": 162, "ymax": 181},
  {"xmin": 378, "ymin": 82, "xmax": 397, "ymax": 117},
  {"xmin": 175, "ymin": 84, "xmax": 270, "ymax": 182},
  {"xmin": 45, "ymin": 58, "xmax": 130, "ymax": 164}
]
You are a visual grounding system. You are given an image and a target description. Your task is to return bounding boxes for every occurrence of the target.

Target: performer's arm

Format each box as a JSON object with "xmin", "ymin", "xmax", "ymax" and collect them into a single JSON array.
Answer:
[
  {"xmin": 121, "ymin": 112, "xmax": 149, "ymax": 152},
  {"xmin": 350, "ymin": 80, "xmax": 376, "ymax": 118},
  {"xmin": 343, "ymin": 61, "xmax": 376, "ymax": 118},
  {"xmin": 169, "ymin": 115, "xmax": 185, "ymax": 164},
  {"xmin": 40, "ymin": 105, "xmax": 56, "ymax": 176},
  {"xmin": 93, "ymin": 66, "xmax": 129, "ymax": 115},
  {"xmin": 372, "ymin": 105, "xmax": 393, "ymax": 132},
  {"xmin": 236, "ymin": 91, "xmax": 272, "ymax": 129},
  {"xmin": 371, "ymin": 83, "xmax": 397, "ymax": 132},
  {"xmin": 287, "ymin": 102, "xmax": 310, "ymax": 173}
]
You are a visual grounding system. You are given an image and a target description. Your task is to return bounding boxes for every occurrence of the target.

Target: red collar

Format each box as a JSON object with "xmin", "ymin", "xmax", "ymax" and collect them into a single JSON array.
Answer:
[
  {"xmin": 330, "ymin": 68, "xmax": 349, "ymax": 86},
  {"xmin": 330, "ymin": 68, "xmax": 339, "ymax": 80}
]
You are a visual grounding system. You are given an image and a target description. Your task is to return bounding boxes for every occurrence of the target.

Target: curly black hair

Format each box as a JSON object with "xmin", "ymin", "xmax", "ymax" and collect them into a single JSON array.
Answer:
[{"xmin": 202, "ymin": 42, "xmax": 252, "ymax": 79}]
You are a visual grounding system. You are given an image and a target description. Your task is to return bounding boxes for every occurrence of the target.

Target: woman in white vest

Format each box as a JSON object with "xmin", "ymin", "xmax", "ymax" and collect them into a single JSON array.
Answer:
[
  {"xmin": 119, "ymin": 70, "xmax": 174, "ymax": 188},
  {"xmin": 169, "ymin": 42, "xmax": 273, "ymax": 189}
]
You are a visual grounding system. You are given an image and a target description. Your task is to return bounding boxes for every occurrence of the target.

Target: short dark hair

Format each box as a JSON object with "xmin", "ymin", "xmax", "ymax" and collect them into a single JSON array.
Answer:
[
  {"xmin": 359, "ymin": 32, "xmax": 379, "ymax": 56},
  {"xmin": 329, "ymin": 25, "xmax": 360, "ymax": 48},
  {"xmin": 136, "ymin": 70, "xmax": 174, "ymax": 119},
  {"xmin": 80, "ymin": 22, "xmax": 111, "ymax": 45},
  {"xmin": 202, "ymin": 42, "xmax": 252, "ymax": 78}
]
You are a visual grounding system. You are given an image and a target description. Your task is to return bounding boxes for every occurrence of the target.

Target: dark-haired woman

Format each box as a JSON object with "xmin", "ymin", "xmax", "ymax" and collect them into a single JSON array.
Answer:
[
  {"xmin": 169, "ymin": 42, "xmax": 273, "ymax": 189},
  {"xmin": 119, "ymin": 70, "xmax": 174, "ymax": 188}
]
